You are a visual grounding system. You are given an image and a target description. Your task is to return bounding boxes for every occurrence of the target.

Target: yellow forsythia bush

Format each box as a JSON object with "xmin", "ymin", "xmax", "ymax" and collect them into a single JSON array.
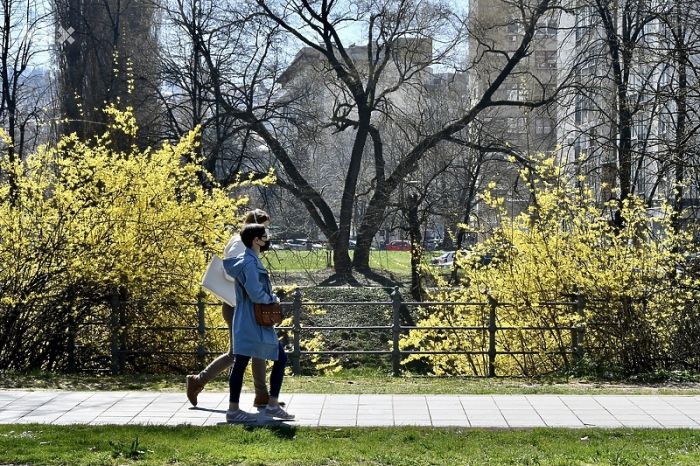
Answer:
[
  {"xmin": 402, "ymin": 154, "xmax": 700, "ymax": 376},
  {"xmin": 0, "ymin": 106, "xmax": 271, "ymax": 372}
]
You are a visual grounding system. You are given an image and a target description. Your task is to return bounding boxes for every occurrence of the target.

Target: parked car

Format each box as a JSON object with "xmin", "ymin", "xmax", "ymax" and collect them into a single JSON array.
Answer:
[
  {"xmin": 431, "ymin": 249, "xmax": 493, "ymax": 269},
  {"xmin": 348, "ymin": 239, "xmax": 357, "ymax": 250},
  {"xmin": 422, "ymin": 238, "xmax": 442, "ymax": 251},
  {"xmin": 431, "ymin": 251, "xmax": 455, "ymax": 267},
  {"xmin": 386, "ymin": 240, "xmax": 411, "ymax": 251},
  {"xmin": 283, "ymin": 238, "xmax": 324, "ymax": 251},
  {"xmin": 283, "ymin": 238, "xmax": 310, "ymax": 250}
]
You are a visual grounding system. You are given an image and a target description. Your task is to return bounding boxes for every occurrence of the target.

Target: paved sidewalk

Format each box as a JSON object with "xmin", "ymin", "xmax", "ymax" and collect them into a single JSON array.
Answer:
[{"xmin": 1, "ymin": 391, "xmax": 699, "ymax": 428}]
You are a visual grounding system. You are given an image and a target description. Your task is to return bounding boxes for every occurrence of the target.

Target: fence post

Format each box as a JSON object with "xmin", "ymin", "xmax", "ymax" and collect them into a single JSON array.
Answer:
[
  {"xmin": 572, "ymin": 293, "xmax": 586, "ymax": 363},
  {"xmin": 196, "ymin": 291, "xmax": 206, "ymax": 371},
  {"xmin": 292, "ymin": 288, "xmax": 302, "ymax": 375},
  {"xmin": 110, "ymin": 290, "xmax": 121, "ymax": 375},
  {"xmin": 487, "ymin": 295, "xmax": 497, "ymax": 378},
  {"xmin": 391, "ymin": 286, "xmax": 403, "ymax": 377}
]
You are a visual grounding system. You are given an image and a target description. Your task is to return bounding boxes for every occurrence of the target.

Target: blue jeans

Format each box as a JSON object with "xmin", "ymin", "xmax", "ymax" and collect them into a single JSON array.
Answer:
[{"xmin": 229, "ymin": 342, "xmax": 286, "ymax": 403}]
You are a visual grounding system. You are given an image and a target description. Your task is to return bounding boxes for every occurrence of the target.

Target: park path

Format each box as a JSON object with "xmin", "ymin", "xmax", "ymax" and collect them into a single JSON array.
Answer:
[{"xmin": 0, "ymin": 391, "xmax": 698, "ymax": 428}]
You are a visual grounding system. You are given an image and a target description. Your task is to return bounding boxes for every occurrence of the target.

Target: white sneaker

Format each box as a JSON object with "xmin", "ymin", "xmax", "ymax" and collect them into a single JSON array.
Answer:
[
  {"xmin": 226, "ymin": 409, "xmax": 258, "ymax": 424},
  {"xmin": 265, "ymin": 405, "xmax": 295, "ymax": 420}
]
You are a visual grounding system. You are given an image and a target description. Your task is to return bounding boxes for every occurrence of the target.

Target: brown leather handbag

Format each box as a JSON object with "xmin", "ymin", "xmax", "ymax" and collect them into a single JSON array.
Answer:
[
  {"xmin": 237, "ymin": 277, "xmax": 282, "ymax": 326},
  {"xmin": 254, "ymin": 302, "xmax": 282, "ymax": 327}
]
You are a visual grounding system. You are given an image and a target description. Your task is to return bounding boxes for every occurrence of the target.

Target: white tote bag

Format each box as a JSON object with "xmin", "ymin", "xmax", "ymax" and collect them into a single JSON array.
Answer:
[{"xmin": 200, "ymin": 255, "xmax": 237, "ymax": 306}]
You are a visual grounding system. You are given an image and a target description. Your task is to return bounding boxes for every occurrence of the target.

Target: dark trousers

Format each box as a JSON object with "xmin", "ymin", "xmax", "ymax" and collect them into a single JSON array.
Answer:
[{"xmin": 229, "ymin": 342, "xmax": 286, "ymax": 403}]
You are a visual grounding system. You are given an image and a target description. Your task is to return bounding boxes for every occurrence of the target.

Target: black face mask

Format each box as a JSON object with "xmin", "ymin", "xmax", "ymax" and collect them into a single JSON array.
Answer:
[{"xmin": 260, "ymin": 239, "xmax": 271, "ymax": 252}]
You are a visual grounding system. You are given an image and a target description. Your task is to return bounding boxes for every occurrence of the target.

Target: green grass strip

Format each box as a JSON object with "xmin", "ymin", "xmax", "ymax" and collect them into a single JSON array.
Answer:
[
  {"xmin": 5, "ymin": 368, "xmax": 700, "ymax": 395},
  {"xmin": 1, "ymin": 425, "xmax": 700, "ymax": 465},
  {"xmin": 263, "ymin": 250, "xmax": 439, "ymax": 274}
]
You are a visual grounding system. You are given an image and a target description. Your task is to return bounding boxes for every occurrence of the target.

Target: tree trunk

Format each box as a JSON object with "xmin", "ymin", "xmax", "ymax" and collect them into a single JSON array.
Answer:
[
  {"xmin": 335, "ymin": 111, "xmax": 371, "ymax": 275},
  {"xmin": 407, "ymin": 193, "xmax": 423, "ymax": 302},
  {"xmin": 597, "ymin": 0, "xmax": 633, "ymax": 228},
  {"xmin": 332, "ymin": 242, "xmax": 352, "ymax": 276},
  {"xmin": 451, "ymin": 159, "xmax": 481, "ymax": 282},
  {"xmin": 615, "ymin": 101, "xmax": 633, "ymax": 227},
  {"xmin": 671, "ymin": 2, "xmax": 688, "ymax": 231},
  {"xmin": 1, "ymin": 3, "xmax": 17, "ymax": 201},
  {"xmin": 353, "ymin": 182, "xmax": 391, "ymax": 271}
]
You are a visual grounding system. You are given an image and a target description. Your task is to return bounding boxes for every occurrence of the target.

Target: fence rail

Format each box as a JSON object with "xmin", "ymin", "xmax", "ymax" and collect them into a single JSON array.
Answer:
[{"xmin": 99, "ymin": 287, "xmax": 585, "ymax": 377}]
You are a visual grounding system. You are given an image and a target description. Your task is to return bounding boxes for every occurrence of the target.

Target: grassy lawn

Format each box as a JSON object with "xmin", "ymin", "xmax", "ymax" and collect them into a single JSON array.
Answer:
[
  {"xmin": 4, "ymin": 368, "xmax": 700, "ymax": 395},
  {"xmin": 264, "ymin": 250, "xmax": 436, "ymax": 275},
  {"xmin": 1, "ymin": 424, "xmax": 700, "ymax": 465}
]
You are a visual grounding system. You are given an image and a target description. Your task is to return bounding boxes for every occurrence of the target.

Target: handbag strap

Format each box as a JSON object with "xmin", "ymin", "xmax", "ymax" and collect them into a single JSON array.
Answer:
[
  {"xmin": 235, "ymin": 264, "xmax": 273, "ymax": 305},
  {"xmin": 236, "ymin": 277, "xmax": 269, "ymax": 303}
]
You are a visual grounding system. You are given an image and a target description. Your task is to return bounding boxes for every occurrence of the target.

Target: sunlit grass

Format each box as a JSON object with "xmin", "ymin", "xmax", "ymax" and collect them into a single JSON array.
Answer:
[
  {"xmin": 263, "ymin": 250, "xmax": 441, "ymax": 275},
  {"xmin": 5, "ymin": 367, "xmax": 700, "ymax": 395},
  {"xmin": 1, "ymin": 424, "xmax": 700, "ymax": 465}
]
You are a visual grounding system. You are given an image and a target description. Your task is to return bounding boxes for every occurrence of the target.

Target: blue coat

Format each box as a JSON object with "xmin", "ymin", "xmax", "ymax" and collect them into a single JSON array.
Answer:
[{"xmin": 223, "ymin": 248, "xmax": 280, "ymax": 360}]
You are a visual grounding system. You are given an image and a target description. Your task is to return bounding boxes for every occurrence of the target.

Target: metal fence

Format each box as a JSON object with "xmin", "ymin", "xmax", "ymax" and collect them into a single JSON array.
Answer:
[{"xmin": 104, "ymin": 287, "xmax": 585, "ymax": 377}]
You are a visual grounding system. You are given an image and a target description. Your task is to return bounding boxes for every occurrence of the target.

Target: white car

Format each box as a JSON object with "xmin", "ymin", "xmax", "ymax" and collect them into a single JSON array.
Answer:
[
  {"xmin": 283, "ymin": 239, "xmax": 310, "ymax": 250},
  {"xmin": 283, "ymin": 239, "xmax": 325, "ymax": 251},
  {"xmin": 431, "ymin": 251, "xmax": 455, "ymax": 267}
]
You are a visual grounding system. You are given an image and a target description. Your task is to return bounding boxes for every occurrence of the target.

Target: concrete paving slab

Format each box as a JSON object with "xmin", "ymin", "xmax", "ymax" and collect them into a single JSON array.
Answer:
[{"xmin": 2, "ymin": 391, "xmax": 700, "ymax": 428}]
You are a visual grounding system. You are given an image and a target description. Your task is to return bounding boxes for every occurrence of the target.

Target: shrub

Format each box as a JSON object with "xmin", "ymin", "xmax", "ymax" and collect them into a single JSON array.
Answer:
[
  {"xmin": 0, "ymin": 105, "xmax": 271, "ymax": 371},
  {"xmin": 402, "ymin": 154, "xmax": 700, "ymax": 376}
]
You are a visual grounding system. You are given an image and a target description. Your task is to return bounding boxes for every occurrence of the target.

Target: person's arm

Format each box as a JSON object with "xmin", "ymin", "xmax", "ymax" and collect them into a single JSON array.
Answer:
[
  {"xmin": 240, "ymin": 260, "xmax": 277, "ymax": 304},
  {"xmin": 223, "ymin": 235, "xmax": 244, "ymax": 282}
]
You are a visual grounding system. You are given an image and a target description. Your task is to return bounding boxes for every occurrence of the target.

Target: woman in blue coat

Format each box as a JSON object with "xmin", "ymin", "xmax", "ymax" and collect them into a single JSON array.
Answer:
[{"xmin": 223, "ymin": 223, "xmax": 294, "ymax": 423}]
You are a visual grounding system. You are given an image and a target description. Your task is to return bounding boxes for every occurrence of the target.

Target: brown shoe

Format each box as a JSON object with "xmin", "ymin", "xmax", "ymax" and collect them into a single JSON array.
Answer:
[
  {"xmin": 186, "ymin": 375, "xmax": 204, "ymax": 406},
  {"xmin": 253, "ymin": 393, "xmax": 285, "ymax": 408}
]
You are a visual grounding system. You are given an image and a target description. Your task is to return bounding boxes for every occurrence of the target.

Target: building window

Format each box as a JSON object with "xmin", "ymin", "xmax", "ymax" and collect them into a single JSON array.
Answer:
[
  {"xmin": 658, "ymin": 114, "xmax": 669, "ymax": 137},
  {"xmin": 635, "ymin": 164, "xmax": 647, "ymax": 196},
  {"xmin": 536, "ymin": 17, "xmax": 558, "ymax": 38},
  {"xmin": 576, "ymin": 5, "xmax": 592, "ymax": 43},
  {"xmin": 575, "ymin": 95, "xmax": 583, "ymax": 124},
  {"xmin": 504, "ymin": 82, "xmax": 526, "ymax": 100},
  {"xmin": 659, "ymin": 66, "xmax": 672, "ymax": 87},
  {"xmin": 575, "ymin": 92, "xmax": 595, "ymax": 125},
  {"xmin": 633, "ymin": 117, "xmax": 647, "ymax": 140},
  {"xmin": 543, "ymin": 84, "xmax": 556, "ymax": 99},
  {"xmin": 535, "ymin": 51, "xmax": 557, "ymax": 69},
  {"xmin": 659, "ymin": 22, "xmax": 672, "ymax": 41},
  {"xmin": 506, "ymin": 117, "xmax": 527, "ymax": 133},
  {"xmin": 506, "ymin": 21, "xmax": 522, "ymax": 35},
  {"xmin": 535, "ymin": 118, "xmax": 552, "ymax": 135},
  {"xmin": 643, "ymin": 19, "xmax": 656, "ymax": 37},
  {"xmin": 583, "ymin": 94, "xmax": 594, "ymax": 123},
  {"xmin": 580, "ymin": 133, "xmax": 589, "ymax": 155}
]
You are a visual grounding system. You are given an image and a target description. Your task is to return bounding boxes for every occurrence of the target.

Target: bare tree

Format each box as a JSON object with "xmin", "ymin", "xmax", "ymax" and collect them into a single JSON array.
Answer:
[
  {"xmin": 53, "ymin": 0, "xmax": 161, "ymax": 146},
  {"xmin": 157, "ymin": 0, "xmax": 253, "ymax": 177},
  {"xmin": 560, "ymin": 0, "xmax": 700, "ymax": 228},
  {"xmin": 656, "ymin": 0, "xmax": 700, "ymax": 228},
  {"xmin": 1, "ymin": 0, "xmax": 52, "ymax": 197},
  {"xmin": 188, "ymin": 0, "xmax": 570, "ymax": 277}
]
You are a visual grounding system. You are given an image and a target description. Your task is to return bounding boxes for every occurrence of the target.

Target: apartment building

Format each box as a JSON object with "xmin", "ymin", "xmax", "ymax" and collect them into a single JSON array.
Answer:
[
  {"xmin": 468, "ymin": 0, "xmax": 699, "ymax": 228},
  {"xmin": 557, "ymin": 0, "xmax": 700, "ymax": 222},
  {"xmin": 466, "ymin": 0, "xmax": 560, "ymax": 227}
]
